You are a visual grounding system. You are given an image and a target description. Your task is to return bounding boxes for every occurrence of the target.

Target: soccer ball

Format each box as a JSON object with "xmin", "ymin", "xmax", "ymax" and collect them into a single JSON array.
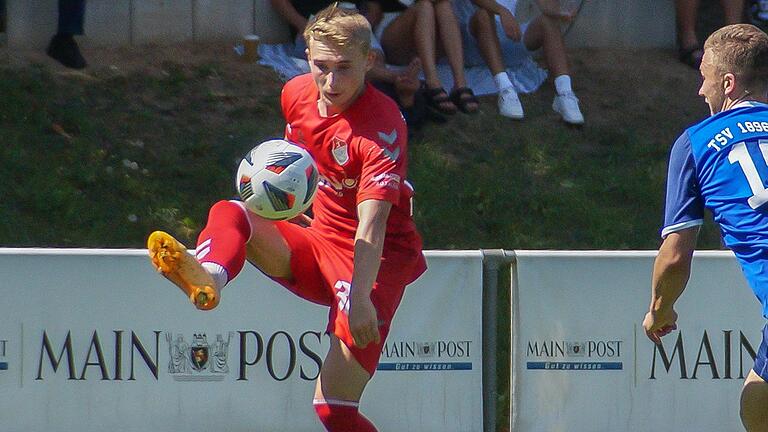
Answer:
[{"xmin": 236, "ymin": 139, "xmax": 319, "ymax": 220}]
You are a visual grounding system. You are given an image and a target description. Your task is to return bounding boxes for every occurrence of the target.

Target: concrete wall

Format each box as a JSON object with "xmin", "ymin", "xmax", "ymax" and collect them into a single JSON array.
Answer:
[
  {"xmin": 563, "ymin": 0, "xmax": 676, "ymax": 48},
  {"xmin": 515, "ymin": 0, "xmax": 676, "ymax": 48},
  {"xmin": 5, "ymin": 0, "xmax": 290, "ymax": 48},
  {"xmin": 4, "ymin": 0, "xmax": 673, "ymax": 49}
]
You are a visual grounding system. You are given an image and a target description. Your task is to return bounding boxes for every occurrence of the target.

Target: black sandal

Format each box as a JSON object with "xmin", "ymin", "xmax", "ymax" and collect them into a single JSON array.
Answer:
[
  {"xmin": 678, "ymin": 45, "xmax": 703, "ymax": 69},
  {"xmin": 450, "ymin": 87, "xmax": 479, "ymax": 114},
  {"xmin": 423, "ymin": 87, "xmax": 457, "ymax": 115}
]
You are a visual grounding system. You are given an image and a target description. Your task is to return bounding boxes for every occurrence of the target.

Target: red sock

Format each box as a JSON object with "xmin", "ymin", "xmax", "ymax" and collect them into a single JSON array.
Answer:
[
  {"xmin": 195, "ymin": 200, "xmax": 251, "ymax": 283},
  {"xmin": 313, "ymin": 400, "xmax": 378, "ymax": 432}
]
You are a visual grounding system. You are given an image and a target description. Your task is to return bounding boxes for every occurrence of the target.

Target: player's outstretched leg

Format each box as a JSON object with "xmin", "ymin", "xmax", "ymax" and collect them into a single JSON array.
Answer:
[{"xmin": 147, "ymin": 231, "xmax": 219, "ymax": 310}]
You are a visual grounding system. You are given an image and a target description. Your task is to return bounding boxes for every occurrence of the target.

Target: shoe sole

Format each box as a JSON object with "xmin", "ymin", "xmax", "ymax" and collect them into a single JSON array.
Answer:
[
  {"xmin": 500, "ymin": 111, "xmax": 524, "ymax": 120},
  {"xmin": 552, "ymin": 103, "xmax": 585, "ymax": 126},
  {"xmin": 147, "ymin": 231, "xmax": 219, "ymax": 310}
]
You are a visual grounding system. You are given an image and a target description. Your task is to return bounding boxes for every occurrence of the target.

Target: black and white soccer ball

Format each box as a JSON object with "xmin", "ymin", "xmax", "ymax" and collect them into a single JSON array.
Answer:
[{"xmin": 236, "ymin": 139, "xmax": 319, "ymax": 220}]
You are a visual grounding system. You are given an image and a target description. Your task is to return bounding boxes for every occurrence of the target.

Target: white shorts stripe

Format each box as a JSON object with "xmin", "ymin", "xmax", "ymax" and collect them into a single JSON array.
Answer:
[{"xmin": 312, "ymin": 398, "xmax": 359, "ymax": 408}]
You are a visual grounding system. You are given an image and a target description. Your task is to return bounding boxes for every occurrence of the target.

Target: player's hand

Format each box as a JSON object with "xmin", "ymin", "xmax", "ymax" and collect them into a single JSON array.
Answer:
[
  {"xmin": 348, "ymin": 294, "xmax": 380, "ymax": 349},
  {"xmin": 500, "ymin": 10, "xmax": 521, "ymax": 41},
  {"xmin": 642, "ymin": 308, "xmax": 678, "ymax": 345}
]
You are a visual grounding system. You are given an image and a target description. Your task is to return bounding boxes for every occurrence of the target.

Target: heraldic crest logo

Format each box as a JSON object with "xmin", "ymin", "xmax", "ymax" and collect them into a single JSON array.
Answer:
[{"xmin": 166, "ymin": 332, "xmax": 233, "ymax": 381}]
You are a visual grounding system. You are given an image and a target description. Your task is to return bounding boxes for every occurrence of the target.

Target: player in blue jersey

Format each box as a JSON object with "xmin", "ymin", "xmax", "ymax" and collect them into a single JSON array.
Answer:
[{"xmin": 642, "ymin": 24, "xmax": 768, "ymax": 431}]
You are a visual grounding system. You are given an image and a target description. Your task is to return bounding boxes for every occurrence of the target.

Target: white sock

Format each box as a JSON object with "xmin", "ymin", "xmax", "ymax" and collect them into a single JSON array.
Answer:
[
  {"xmin": 202, "ymin": 262, "xmax": 228, "ymax": 291},
  {"xmin": 493, "ymin": 72, "xmax": 514, "ymax": 92},
  {"xmin": 554, "ymin": 75, "xmax": 573, "ymax": 95}
]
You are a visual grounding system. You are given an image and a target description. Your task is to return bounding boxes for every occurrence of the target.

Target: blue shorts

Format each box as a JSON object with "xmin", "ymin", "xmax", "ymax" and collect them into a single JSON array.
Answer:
[{"xmin": 753, "ymin": 323, "xmax": 768, "ymax": 380}]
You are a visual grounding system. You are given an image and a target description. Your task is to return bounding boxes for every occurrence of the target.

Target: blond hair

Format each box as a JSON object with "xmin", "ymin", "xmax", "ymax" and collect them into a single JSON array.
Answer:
[
  {"xmin": 303, "ymin": 3, "xmax": 371, "ymax": 55},
  {"xmin": 704, "ymin": 24, "xmax": 768, "ymax": 94}
]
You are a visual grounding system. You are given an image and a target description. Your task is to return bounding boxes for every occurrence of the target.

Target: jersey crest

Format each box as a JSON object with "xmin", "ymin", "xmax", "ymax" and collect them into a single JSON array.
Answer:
[{"xmin": 331, "ymin": 136, "xmax": 349, "ymax": 166}]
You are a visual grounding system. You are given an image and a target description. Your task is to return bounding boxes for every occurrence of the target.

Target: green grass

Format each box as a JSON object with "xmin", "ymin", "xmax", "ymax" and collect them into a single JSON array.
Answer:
[{"xmin": 0, "ymin": 55, "xmax": 724, "ymax": 250}]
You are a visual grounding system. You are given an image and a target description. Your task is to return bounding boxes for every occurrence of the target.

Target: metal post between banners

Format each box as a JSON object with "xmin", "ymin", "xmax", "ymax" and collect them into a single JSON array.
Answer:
[{"xmin": 482, "ymin": 249, "xmax": 515, "ymax": 432}]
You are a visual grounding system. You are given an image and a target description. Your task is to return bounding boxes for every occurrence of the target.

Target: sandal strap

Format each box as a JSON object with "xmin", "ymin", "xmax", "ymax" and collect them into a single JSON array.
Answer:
[
  {"xmin": 451, "ymin": 87, "xmax": 479, "ymax": 103},
  {"xmin": 424, "ymin": 87, "xmax": 451, "ymax": 102}
]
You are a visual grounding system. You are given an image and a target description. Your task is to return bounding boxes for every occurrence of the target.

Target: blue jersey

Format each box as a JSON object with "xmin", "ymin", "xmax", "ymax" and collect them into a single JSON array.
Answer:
[{"xmin": 663, "ymin": 101, "xmax": 768, "ymax": 316}]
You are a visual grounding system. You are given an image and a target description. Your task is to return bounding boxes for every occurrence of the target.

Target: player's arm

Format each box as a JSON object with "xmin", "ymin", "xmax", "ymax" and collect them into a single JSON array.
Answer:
[
  {"xmin": 643, "ymin": 228, "xmax": 698, "ymax": 344},
  {"xmin": 349, "ymin": 198, "xmax": 392, "ymax": 349},
  {"xmin": 644, "ymin": 131, "xmax": 703, "ymax": 344}
]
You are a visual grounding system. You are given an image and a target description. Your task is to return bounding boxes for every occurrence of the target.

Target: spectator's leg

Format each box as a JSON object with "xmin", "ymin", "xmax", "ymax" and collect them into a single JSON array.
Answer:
[
  {"xmin": 523, "ymin": 15, "xmax": 569, "ymax": 78},
  {"xmin": 469, "ymin": 9, "xmax": 505, "ymax": 76},
  {"xmin": 381, "ymin": 2, "xmax": 457, "ymax": 114},
  {"xmin": 433, "ymin": 0, "xmax": 469, "ymax": 89},
  {"xmin": 470, "ymin": 9, "xmax": 523, "ymax": 119},
  {"xmin": 675, "ymin": 0, "xmax": 701, "ymax": 50},
  {"xmin": 382, "ymin": 3, "xmax": 438, "ymax": 85},
  {"xmin": 58, "ymin": 0, "xmax": 85, "ymax": 36},
  {"xmin": 721, "ymin": 0, "xmax": 745, "ymax": 24},
  {"xmin": 525, "ymin": 15, "xmax": 583, "ymax": 124},
  {"xmin": 0, "ymin": 0, "xmax": 6, "ymax": 34},
  {"xmin": 434, "ymin": 0, "xmax": 477, "ymax": 113},
  {"xmin": 48, "ymin": 0, "xmax": 87, "ymax": 69}
]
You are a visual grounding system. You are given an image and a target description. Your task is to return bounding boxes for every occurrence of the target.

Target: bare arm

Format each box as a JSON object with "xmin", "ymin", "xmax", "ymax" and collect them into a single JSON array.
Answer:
[
  {"xmin": 348, "ymin": 198, "xmax": 392, "ymax": 348},
  {"xmin": 270, "ymin": 0, "xmax": 309, "ymax": 33},
  {"xmin": 643, "ymin": 228, "xmax": 698, "ymax": 344}
]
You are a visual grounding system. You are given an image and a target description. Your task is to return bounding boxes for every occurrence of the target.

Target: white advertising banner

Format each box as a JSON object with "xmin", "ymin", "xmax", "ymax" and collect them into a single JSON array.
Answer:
[
  {"xmin": 0, "ymin": 249, "xmax": 483, "ymax": 432},
  {"xmin": 512, "ymin": 251, "xmax": 765, "ymax": 432}
]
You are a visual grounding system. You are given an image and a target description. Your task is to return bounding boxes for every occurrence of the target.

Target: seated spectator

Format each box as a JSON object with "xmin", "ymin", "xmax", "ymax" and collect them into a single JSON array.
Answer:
[
  {"xmin": 453, "ymin": 0, "xmax": 583, "ymax": 124},
  {"xmin": 270, "ymin": 0, "xmax": 427, "ymax": 129},
  {"xmin": 47, "ymin": 0, "xmax": 87, "ymax": 69},
  {"xmin": 370, "ymin": 0, "xmax": 479, "ymax": 115},
  {"xmin": 675, "ymin": 0, "xmax": 744, "ymax": 68}
]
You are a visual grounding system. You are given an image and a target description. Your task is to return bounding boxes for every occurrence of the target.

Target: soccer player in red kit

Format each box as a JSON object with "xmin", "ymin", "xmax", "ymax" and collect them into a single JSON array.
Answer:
[{"xmin": 147, "ymin": 4, "xmax": 426, "ymax": 431}]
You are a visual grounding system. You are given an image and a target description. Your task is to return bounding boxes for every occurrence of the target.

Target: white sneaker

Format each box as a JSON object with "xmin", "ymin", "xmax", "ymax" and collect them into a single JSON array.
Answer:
[
  {"xmin": 553, "ymin": 93, "xmax": 584, "ymax": 125},
  {"xmin": 498, "ymin": 87, "xmax": 524, "ymax": 119}
]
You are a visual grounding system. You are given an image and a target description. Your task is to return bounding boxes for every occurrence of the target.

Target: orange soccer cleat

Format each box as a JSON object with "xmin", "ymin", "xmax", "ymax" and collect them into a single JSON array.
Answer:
[{"xmin": 147, "ymin": 231, "xmax": 219, "ymax": 310}]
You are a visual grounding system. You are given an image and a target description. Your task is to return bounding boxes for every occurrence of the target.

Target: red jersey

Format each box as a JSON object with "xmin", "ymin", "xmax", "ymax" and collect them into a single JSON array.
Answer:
[{"xmin": 280, "ymin": 74, "xmax": 423, "ymax": 257}]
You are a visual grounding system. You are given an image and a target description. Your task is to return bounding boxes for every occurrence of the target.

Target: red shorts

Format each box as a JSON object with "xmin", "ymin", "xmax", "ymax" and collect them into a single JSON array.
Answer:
[{"xmin": 271, "ymin": 221, "xmax": 426, "ymax": 375}]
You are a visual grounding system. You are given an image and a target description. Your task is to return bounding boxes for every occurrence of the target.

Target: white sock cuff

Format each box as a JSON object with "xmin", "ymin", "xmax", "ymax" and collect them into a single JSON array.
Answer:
[
  {"xmin": 312, "ymin": 398, "xmax": 359, "ymax": 408},
  {"xmin": 554, "ymin": 75, "xmax": 573, "ymax": 95},
  {"xmin": 228, "ymin": 199, "xmax": 253, "ymax": 241},
  {"xmin": 493, "ymin": 72, "xmax": 514, "ymax": 92},
  {"xmin": 201, "ymin": 262, "xmax": 228, "ymax": 290}
]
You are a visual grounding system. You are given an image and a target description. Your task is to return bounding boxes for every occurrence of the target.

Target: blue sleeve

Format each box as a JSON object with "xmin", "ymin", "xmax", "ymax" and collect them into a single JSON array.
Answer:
[{"xmin": 661, "ymin": 131, "xmax": 704, "ymax": 238}]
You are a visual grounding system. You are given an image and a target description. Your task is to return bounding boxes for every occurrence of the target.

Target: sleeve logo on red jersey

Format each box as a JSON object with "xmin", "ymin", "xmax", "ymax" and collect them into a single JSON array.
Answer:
[
  {"xmin": 377, "ymin": 129, "xmax": 400, "ymax": 161},
  {"xmin": 331, "ymin": 136, "xmax": 349, "ymax": 166},
  {"xmin": 370, "ymin": 173, "xmax": 401, "ymax": 190}
]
